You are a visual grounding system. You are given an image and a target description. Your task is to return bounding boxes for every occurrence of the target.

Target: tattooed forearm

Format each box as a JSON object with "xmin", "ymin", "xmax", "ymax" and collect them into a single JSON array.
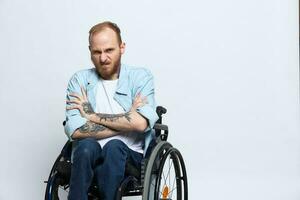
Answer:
[
  {"xmin": 96, "ymin": 112, "xmax": 132, "ymax": 122},
  {"xmin": 79, "ymin": 121, "xmax": 106, "ymax": 135},
  {"xmin": 82, "ymin": 102, "xmax": 95, "ymax": 114}
]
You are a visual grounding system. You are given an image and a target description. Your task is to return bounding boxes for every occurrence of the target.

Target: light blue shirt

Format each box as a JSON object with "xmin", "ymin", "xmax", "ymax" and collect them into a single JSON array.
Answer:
[{"xmin": 64, "ymin": 64, "xmax": 159, "ymax": 156}]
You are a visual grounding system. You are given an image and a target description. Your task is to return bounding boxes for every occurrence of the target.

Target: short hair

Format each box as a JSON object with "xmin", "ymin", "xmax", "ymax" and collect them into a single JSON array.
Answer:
[{"xmin": 89, "ymin": 21, "xmax": 122, "ymax": 45}]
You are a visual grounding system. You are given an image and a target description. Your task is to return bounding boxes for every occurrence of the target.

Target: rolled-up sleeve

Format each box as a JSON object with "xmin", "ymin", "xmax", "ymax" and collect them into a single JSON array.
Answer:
[
  {"xmin": 64, "ymin": 73, "xmax": 87, "ymax": 140},
  {"xmin": 64, "ymin": 115, "xmax": 87, "ymax": 140},
  {"xmin": 135, "ymin": 69, "xmax": 159, "ymax": 132}
]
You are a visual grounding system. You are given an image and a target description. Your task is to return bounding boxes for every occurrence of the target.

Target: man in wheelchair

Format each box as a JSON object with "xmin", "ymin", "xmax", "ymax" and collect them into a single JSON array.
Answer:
[
  {"xmin": 63, "ymin": 21, "xmax": 159, "ymax": 200},
  {"xmin": 45, "ymin": 21, "xmax": 187, "ymax": 200}
]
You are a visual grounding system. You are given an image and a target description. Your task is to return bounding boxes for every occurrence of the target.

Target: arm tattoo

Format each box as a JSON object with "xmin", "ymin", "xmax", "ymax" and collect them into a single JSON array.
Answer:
[
  {"xmin": 82, "ymin": 102, "xmax": 95, "ymax": 114},
  {"xmin": 79, "ymin": 121, "xmax": 106, "ymax": 135},
  {"xmin": 96, "ymin": 112, "xmax": 132, "ymax": 122}
]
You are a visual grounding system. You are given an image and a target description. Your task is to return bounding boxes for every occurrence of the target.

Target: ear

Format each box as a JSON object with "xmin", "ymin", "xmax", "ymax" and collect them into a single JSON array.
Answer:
[{"xmin": 120, "ymin": 42, "xmax": 126, "ymax": 54}]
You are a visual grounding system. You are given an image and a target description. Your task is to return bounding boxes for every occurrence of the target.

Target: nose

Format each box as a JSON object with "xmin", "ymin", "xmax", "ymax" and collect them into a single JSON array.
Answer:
[{"xmin": 100, "ymin": 53, "xmax": 108, "ymax": 63}]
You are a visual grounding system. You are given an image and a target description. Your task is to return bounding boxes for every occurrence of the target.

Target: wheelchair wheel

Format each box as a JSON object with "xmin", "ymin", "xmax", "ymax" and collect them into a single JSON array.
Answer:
[
  {"xmin": 45, "ymin": 151, "xmax": 100, "ymax": 200},
  {"xmin": 46, "ymin": 171, "xmax": 101, "ymax": 200},
  {"xmin": 142, "ymin": 141, "xmax": 188, "ymax": 200},
  {"xmin": 45, "ymin": 153, "xmax": 71, "ymax": 200},
  {"xmin": 45, "ymin": 172, "xmax": 70, "ymax": 200}
]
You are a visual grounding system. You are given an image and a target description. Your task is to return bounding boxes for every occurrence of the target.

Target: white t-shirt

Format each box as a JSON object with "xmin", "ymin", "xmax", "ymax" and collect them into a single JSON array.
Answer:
[{"xmin": 95, "ymin": 78, "xmax": 144, "ymax": 154}]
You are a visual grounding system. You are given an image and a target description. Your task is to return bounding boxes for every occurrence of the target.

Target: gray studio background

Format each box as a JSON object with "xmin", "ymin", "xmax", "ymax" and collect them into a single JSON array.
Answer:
[{"xmin": 0, "ymin": 0, "xmax": 299, "ymax": 199}]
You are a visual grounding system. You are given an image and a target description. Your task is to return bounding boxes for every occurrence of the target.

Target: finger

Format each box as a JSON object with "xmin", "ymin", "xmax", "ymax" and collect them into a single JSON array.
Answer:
[
  {"xmin": 135, "ymin": 102, "xmax": 145, "ymax": 108},
  {"xmin": 69, "ymin": 93, "xmax": 83, "ymax": 101},
  {"xmin": 66, "ymin": 105, "xmax": 79, "ymax": 110},
  {"xmin": 66, "ymin": 99, "xmax": 81, "ymax": 105},
  {"xmin": 81, "ymin": 86, "xmax": 87, "ymax": 101},
  {"xmin": 135, "ymin": 97, "xmax": 143, "ymax": 104},
  {"xmin": 135, "ymin": 93, "xmax": 141, "ymax": 100},
  {"xmin": 134, "ymin": 95, "xmax": 146, "ymax": 103},
  {"xmin": 137, "ymin": 102, "xmax": 144, "ymax": 106}
]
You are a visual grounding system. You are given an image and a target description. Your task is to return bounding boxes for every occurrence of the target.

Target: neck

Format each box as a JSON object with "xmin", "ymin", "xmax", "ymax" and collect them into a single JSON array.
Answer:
[{"xmin": 101, "ymin": 74, "xmax": 119, "ymax": 80}]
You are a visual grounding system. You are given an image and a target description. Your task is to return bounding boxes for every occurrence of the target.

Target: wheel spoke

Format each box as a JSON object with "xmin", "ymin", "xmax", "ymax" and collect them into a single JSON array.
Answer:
[
  {"xmin": 163, "ymin": 156, "xmax": 173, "ymax": 186},
  {"xmin": 159, "ymin": 154, "xmax": 178, "ymax": 200},
  {"xmin": 170, "ymin": 174, "xmax": 177, "ymax": 199},
  {"xmin": 162, "ymin": 169, "xmax": 167, "ymax": 186},
  {"xmin": 168, "ymin": 186, "xmax": 177, "ymax": 197},
  {"xmin": 168, "ymin": 156, "xmax": 171, "ymax": 189}
]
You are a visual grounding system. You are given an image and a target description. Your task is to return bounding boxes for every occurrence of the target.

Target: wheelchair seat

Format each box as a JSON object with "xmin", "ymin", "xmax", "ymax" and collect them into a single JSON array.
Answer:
[{"xmin": 45, "ymin": 106, "xmax": 188, "ymax": 200}]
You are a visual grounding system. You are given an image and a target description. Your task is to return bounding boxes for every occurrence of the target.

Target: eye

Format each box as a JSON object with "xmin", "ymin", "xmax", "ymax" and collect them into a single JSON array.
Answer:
[
  {"xmin": 105, "ymin": 48, "xmax": 114, "ymax": 53},
  {"xmin": 92, "ymin": 51, "xmax": 101, "ymax": 55}
]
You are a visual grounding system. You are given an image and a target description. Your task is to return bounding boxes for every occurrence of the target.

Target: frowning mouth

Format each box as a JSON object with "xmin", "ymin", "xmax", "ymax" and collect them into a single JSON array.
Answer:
[{"xmin": 101, "ymin": 64, "xmax": 111, "ymax": 70}]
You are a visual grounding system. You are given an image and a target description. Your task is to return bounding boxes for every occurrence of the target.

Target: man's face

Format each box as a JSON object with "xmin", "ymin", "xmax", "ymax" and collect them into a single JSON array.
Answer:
[{"xmin": 89, "ymin": 28, "xmax": 125, "ymax": 80}]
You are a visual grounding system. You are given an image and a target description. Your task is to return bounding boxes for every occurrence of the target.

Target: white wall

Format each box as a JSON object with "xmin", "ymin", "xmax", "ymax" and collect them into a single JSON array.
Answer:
[{"xmin": 0, "ymin": 0, "xmax": 299, "ymax": 199}]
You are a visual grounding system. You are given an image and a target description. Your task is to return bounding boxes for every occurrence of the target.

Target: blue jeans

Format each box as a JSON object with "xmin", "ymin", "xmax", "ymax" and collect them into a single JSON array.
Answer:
[{"xmin": 68, "ymin": 138, "xmax": 143, "ymax": 200}]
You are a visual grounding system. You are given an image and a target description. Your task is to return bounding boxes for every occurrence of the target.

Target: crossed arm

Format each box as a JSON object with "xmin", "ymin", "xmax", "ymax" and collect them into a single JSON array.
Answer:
[{"xmin": 67, "ymin": 87, "xmax": 148, "ymax": 140}]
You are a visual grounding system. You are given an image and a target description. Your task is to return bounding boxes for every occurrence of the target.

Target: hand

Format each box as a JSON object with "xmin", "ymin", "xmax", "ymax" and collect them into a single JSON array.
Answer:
[
  {"xmin": 131, "ymin": 93, "xmax": 148, "ymax": 111},
  {"xmin": 66, "ymin": 86, "xmax": 94, "ymax": 119}
]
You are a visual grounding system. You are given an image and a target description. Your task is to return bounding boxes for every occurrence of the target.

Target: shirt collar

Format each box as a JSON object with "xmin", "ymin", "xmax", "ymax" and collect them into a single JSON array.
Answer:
[{"xmin": 116, "ymin": 64, "xmax": 129, "ymax": 95}]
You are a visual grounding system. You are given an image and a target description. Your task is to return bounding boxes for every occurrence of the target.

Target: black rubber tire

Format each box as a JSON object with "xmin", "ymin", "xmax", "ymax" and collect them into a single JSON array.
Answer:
[
  {"xmin": 45, "ymin": 172, "xmax": 61, "ymax": 200},
  {"xmin": 45, "ymin": 154, "xmax": 63, "ymax": 200}
]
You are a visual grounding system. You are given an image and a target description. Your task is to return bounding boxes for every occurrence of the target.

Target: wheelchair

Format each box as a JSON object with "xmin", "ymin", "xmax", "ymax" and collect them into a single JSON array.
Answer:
[{"xmin": 44, "ymin": 106, "xmax": 188, "ymax": 200}]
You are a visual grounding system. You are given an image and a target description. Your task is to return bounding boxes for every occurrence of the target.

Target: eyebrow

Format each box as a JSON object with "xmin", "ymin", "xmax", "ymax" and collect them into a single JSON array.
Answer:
[{"xmin": 92, "ymin": 47, "xmax": 115, "ymax": 53}]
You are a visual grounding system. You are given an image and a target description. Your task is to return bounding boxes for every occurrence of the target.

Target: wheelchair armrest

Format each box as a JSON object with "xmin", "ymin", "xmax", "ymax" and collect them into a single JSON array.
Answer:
[
  {"xmin": 153, "ymin": 123, "xmax": 168, "ymax": 131},
  {"xmin": 154, "ymin": 123, "xmax": 168, "ymax": 141}
]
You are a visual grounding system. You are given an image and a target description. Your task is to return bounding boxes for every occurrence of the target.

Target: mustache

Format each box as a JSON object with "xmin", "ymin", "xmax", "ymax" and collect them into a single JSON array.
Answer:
[{"xmin": 100, "ymin": 61, "xmax": 110, "ymax": 65}]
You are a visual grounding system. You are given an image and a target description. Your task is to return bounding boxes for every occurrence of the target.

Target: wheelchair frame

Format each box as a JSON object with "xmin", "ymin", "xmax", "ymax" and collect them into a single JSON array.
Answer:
[{"xmin": 45, "ymin": 106, "xmax": 188, "ymax": 200}]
